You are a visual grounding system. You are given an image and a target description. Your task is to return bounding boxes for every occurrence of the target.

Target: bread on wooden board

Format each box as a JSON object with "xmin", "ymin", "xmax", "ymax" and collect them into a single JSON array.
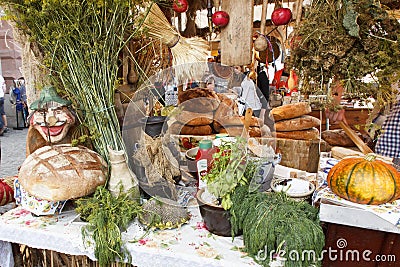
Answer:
[
  {"xmin": 275, "ymin": 115, "xmax": 321, "ymax": 131},
  {"xmin": 271, "ymin": 102, "xmax": 312, "ymax": 121},
  {"xmin": 275, "ymin": 127, "xmax": 320, "ymax": 140}
]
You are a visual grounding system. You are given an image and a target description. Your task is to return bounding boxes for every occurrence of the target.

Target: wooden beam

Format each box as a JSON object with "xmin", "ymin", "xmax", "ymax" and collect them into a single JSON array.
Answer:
[{"xmin": 220, "ymin": 0, "xmax": 254, "ymax": 66}]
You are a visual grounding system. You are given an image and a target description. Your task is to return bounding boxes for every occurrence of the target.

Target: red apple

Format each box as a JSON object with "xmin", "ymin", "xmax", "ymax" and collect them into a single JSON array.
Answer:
[
  {"xmin": 212, "ymin": 11, "xmax": 230, "ymax": 27},
  {"xmin": 172, "ymin": 0, "xmax": 188, "ymax": 13},
  {"xmin": 271, "ymin": 8, "xmax": 292, "ymax": 26}
]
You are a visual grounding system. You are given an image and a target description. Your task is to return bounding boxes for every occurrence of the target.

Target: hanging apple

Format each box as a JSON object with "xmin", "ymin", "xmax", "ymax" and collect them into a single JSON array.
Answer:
[
  {"xmin": 172, "ymin": 0, "xmax": 188, "ymax": 13},
  {"xmin": 271, "ymin": 8, "xmax": 292, "ymax": 26},
  {"xmin": 212, "ymin": 11, "xmax": 230, "ymax": 27}
]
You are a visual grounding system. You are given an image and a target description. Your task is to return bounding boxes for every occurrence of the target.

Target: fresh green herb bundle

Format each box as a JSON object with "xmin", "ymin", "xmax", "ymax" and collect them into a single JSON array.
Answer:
[
  {"xmin": 202, "ymin": 137, "xmax": 249, "ymax": 210},
  {"xmin": 75, "ymin": 186, "xmax": 142, "ymax": 266},
  {"xmin": 230, "ymin": 186, "xmax": 325, "ymax": 267}
]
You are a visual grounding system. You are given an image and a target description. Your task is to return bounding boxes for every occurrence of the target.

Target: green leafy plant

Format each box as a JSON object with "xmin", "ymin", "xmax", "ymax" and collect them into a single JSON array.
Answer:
[
  {"xmin": 1, "ymin": 0, "xmax": 148, "ymax": 162},
  {"xmin": 201, "ymin": 137, "xmax": 249, "ymax": 210},
  {"xmin": 75, "ymin": 186, "xmax": 142, "ymax": 266},
  {"xmin": 230, "ymin": 185, "xmax": 325, "ymax": 267},
  {"xmin": 289, "ymin": 0, "xmax": 400, "ymax": 106}
]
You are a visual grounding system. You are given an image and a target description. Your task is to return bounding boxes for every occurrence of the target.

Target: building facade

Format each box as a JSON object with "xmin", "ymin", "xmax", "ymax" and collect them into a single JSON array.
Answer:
[{"xmin": 0, "ymin": 19, "xmax": 22, "ymax": 93}]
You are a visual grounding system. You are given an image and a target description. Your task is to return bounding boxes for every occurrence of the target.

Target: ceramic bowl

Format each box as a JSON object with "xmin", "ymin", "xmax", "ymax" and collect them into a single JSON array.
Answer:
[
  {"xmin": 196, "ymin": 188, "xmax": 234, "ymax": 237},
  {"xmin": 14, "ymin": 178, "xmax": 66, "ymax": 216},
  {"xmin": 270, "ymin": 178, "xmax": 315, "ymax": 201}
]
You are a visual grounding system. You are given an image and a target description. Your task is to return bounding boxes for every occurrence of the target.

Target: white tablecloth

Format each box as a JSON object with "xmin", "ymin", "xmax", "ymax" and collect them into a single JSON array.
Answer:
[{"xmin": 0, "ymin": 205, "xmax": 260, "ymax": 267}]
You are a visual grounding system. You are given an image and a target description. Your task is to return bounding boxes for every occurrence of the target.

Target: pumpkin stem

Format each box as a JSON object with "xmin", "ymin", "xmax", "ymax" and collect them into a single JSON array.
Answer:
[{"xmin": 364, "ymin": 153, "xmax": 377, "ymax": 162}]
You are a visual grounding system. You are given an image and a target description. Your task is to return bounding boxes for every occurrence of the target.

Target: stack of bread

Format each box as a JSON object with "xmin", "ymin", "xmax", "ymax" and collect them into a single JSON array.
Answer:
[
  {"xmin": 271, "ymin": 102, "xmax": 321, "ymax": 140},
  {"xmin": 169, "ymin": 88, "xmax": 266, "ymax": 137},
  {"xmin": 213, "ymin": 93, "xmax": 264, "ymax": 137},
  {"xmin": 171, "ymin": 88, "xmax": 219, "ymax": 135}
]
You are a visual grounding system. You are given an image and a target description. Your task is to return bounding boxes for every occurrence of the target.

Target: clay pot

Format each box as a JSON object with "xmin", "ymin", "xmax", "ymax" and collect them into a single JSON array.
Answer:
[
  {"xmin": 140, "ymin": 116, "xmax": 168, "ymax": 137},
  {"xmin": 185, "ymin": 146, "xmax": 199, "ymax": 178},
  {"xmin": 196, "ymin": 188, "xmax": 236, "ymax": 237}
]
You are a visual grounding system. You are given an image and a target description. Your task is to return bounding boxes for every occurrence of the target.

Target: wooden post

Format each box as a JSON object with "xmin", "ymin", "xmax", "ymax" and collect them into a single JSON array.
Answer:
[{"xmin": 220, "ymin": 0, "xmax": 254, "ymax": 66}]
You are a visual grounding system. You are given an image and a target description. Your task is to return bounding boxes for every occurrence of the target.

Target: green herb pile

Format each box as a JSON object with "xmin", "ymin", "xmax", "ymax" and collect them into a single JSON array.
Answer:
[
  {"xmin": 75, "ymin": 186, "xmax": 142, "ymax": 266},
  {"xmin": 289, "ymin": 0, "xmax": 400, "ymax": 105},
  {"xmin": 230, "ymin": 186, "xmax": 325, "ymax": 267}
]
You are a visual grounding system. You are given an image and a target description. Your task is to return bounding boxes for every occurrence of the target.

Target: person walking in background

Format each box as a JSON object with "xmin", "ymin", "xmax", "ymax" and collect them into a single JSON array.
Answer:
[
  {"xmin": 17, "ymin": 77, "xmax": 29, "ymax": 127},
  {"xmin": 241, "ymin": 71, "xmax": 262, "ymax": 117},
  {"xmin": 257, "ymin": 63, "xmax": 271, "ymax": 123},
  {"xmin": 10, "ymin": 79, "xmax": 27, "ymax": 130},
  {"xmin": 0, "ymin": 75, "xmax": 7, "ymax": 135}
]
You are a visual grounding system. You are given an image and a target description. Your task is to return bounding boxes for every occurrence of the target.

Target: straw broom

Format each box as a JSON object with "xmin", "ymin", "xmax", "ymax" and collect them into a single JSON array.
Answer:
[{"xmin": 142, "ymin": 3, "xmax": 209, "ymax": 83}]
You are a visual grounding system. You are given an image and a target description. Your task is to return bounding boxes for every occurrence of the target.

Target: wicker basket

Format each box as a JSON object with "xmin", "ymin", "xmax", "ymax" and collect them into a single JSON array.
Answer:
[{"xmin": 12, "ymin": 244, "xmax": 136, "ymax": 267}]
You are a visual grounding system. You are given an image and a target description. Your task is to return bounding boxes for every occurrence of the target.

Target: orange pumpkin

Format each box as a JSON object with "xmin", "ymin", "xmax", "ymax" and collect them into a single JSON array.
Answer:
[{"xmin": 327, "ymin": 154, "xmax": 400, "ymax": 205}]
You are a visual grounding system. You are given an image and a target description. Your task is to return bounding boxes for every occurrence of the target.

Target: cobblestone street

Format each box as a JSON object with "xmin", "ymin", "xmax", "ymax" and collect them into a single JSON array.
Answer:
[{"xmin": 0, "ymin": 94, "xmax": 27, "ymax": 178}]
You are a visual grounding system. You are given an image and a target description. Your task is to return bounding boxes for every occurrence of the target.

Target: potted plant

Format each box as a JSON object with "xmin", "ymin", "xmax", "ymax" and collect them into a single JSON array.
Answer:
[
  {"xmin": 195, "ymin": 137, "xmax": 248, "ymax": 236},
  {"xmin": 196, "ymin": 137, "xmax": 278, "ymax": 236}
]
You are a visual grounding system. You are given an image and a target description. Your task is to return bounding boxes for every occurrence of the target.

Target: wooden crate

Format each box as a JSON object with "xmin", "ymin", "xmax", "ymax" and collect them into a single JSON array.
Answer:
[{"xmin": 258, "ymin": 137, "xmax": 330, "ymax": 173}]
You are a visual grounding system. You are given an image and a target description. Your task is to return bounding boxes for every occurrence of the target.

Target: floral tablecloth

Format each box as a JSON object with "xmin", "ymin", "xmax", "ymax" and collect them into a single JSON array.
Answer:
[{"xmin": 0, "ymin": 205, "xmax": 260, "ymax": 267}]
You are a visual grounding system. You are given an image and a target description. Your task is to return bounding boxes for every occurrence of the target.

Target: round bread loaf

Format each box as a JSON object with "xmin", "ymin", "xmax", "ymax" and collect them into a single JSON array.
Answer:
[
  {"xmin": 275, "ymin": 115, "xmax": 321, "ymax": 131},
  {"xmin": 175, "ymin": 110, "xmax": 213, "ymax": 126},
  {"xmin": 178, "ymin": 88, "xmax": 220, "ymax": 112},
  {"xmin": 18, "ymin": 145, "xmax": 108, "ymax": 201},
  {"xmin": 275, "ymin": 127, "xmax": 320, "ymax": 140},
  {"xmin": 271, "ymin": 102, "xmax": 312, "ymax": 121}
]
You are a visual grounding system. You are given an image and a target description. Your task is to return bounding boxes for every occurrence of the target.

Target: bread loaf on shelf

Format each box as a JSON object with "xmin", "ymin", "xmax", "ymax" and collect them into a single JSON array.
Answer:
[
  {"xmin": 178, "ymin": 88, "xmax": 220, "ymax": 112},
  {"xmin": 271, "ymin": 102, "xmax": 312, "ymax": 121},
  {"xmin": 275, "ymin": 127, "xmax": 320, "ymax": 140},
  {"xmin": 275, "ymin": 115, "xmax": 321, "ymax": 131},
  {"xmin": 175, "ymin": 110, "xmax": 213, "ymax": 126},
  {"xmin": 169, "ymin": 121, "xmax": 213, "ymax": 136}
]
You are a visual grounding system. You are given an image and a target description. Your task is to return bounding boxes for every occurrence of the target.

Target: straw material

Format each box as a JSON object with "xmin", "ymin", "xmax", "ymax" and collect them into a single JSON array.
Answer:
[{"xmin": 142, "ymin": 3, "xmax": 209, "ymax": 82}]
